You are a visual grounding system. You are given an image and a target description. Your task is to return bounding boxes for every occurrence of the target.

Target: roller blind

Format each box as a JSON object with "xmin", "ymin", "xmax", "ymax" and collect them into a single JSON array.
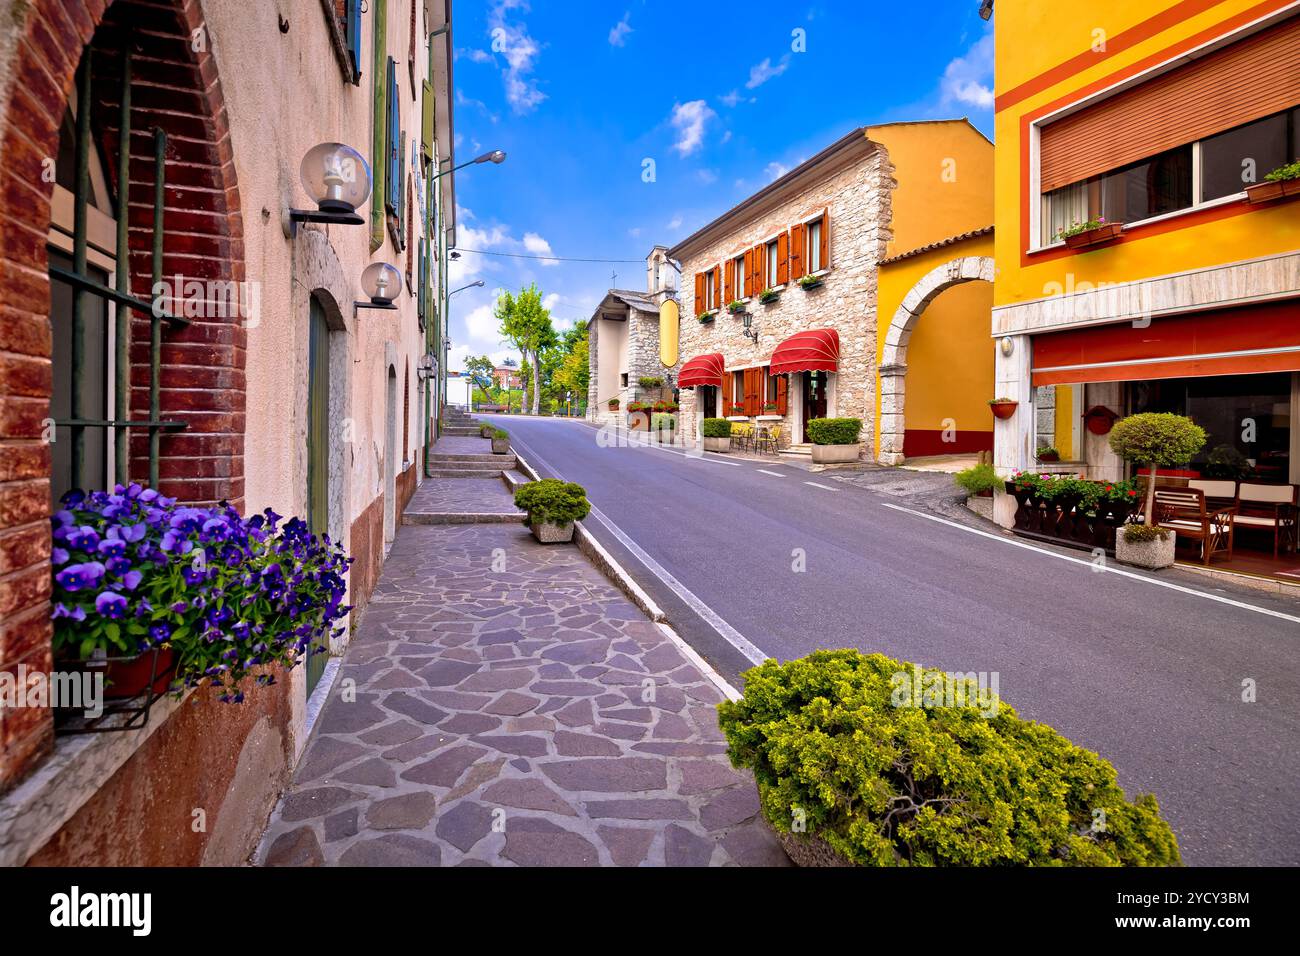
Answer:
[{"xmin": 1040, "ymin": 15, "xmax": 1300, "ymax": 192}]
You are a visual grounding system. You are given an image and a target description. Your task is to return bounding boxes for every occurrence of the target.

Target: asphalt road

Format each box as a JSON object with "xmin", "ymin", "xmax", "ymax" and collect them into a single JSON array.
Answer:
[{"xmin": 486, "ymin": 414, "xmax": 1300, "ymax": 866}]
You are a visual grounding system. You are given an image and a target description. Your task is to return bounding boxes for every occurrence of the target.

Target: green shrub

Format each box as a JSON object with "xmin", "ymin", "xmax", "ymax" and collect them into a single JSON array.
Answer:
[
  {"xmin": 480, "ymin": 424, "xmax": 493, "ymax": 438},
  {"xmin": 702, "ymin": 418, "xmax": 731, "ymax": 438},
  {"xmin": 491, "ymin": 428, "xmax": 509, "ymax": 441},
  {"xmin": 513, "ymin": 478, "xmax": 590, "ymax": 525},
  {"xmin": 954, "ymin": 463, "xmax": 1000, "ymax": 496},
  {"xmin": 651, "ymin": 413, "xmax": 676, "ymax": 430},
  {"xmin": 1203, "ymin": 444, "xmax": 1250, "ymax": 480},
  {"xmin": 717, "ymin": 650, "xmax": 1181, "ymax": 867},
  {"xmin": 806, "ymin": 417, "xmax": 861, "ymax": 445},
  {"xmin": 1264, "ymin": 159, "xmax": 1300, "ymax": 182},
  {"xmin": 638, "ymin": 376, "xmax": 663, "ymax": 389},
  {"xmin": 1109, "ymin": 413, "xmax": 1207, "ymax": 526},
  {"xmin": 1123, "ymin": 523, "xmax": 1170, "ymax": 543}
]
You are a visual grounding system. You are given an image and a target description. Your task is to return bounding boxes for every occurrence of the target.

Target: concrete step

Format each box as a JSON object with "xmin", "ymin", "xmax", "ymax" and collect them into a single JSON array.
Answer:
[
  {"xmin": 442, "ymin": 427, "xmax": 486, "ymax": 437},
  {"xmin": 423, "ymin": 467, "xmax": 510, "ymax": 479},
  {"xmin": 428, "ymin": 454, "xmax": 517, "ymax": 466}
]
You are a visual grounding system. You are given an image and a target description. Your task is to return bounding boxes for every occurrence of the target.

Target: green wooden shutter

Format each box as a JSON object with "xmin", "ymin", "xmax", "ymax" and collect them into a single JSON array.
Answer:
[
  {"xmin": 421, "ymin": 80, "xmax": 434, "ymax": 159},
  {"xmin": 386, "ymin": 58, "xmax": 399, "ymax": 218},
  {"xmin": 346, "ymin": 0, "xmax": 362, "ymax": 84},
  {"xmin": 369, "ymin": 0, "xmax": 387, "ymax": 252}
]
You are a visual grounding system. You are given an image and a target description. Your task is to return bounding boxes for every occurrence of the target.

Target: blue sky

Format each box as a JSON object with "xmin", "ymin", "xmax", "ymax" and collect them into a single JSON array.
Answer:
[{"xmin": 446, "ymin": 0, "xmax": 995, "ymax": 371}]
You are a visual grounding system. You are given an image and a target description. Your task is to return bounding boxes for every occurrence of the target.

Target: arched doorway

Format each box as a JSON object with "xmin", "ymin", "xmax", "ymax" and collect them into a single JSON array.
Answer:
[{"xmin": 877, "ymin": 256, "xmax": 995, "ymax": 465}]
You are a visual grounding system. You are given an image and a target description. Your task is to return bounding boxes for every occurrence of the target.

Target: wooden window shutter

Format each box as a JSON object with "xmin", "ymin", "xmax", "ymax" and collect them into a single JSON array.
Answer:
[
  {"xmin": 745, "ymin": 368, "xmax": 761, "ymax": 416},
  {"xmin": 750, "ymin": 244, "xmax": 761, "ymax": 292},
  {"xmin": 776, "ymin": 232, "xmax": 789, "ymax": 284},
  {"xmin": 789, "ymin": 224, "xmax": 805, "ymax": 279},
  {"xmin": 818, "ymin": 208, "xmax": 830, "ymax": 271},
  {"xmin": 421, "ymin": 81, "xmax": 435, "ymax": 158},
  {"xmin": 346, "ymin": 0, "xmax": 363, "ymax": 82},
  {"xmin": 776, "ymin": 372, "xmax": 788, "ymax": 415},
  {"xmin": 712, "ymin": 264, "xmax": 722, "ymax": 308},
  {"xmin": 721, "ymin": 368, "xmax": 733, "ymax": 413},
  {"xmin": 386, "ymin": 58, "xmax": 400, "ymax": 216},
  {"xmin": 694, "ymin": 272, "xmax": 705, "ymax": 313},
  {"xmin": 723, "ymin": 257, "xmax": 734, "ymax": 305},
  {"xmin": 1040, "ymin": 16, "xmax": 1300, "ymax": 191}
]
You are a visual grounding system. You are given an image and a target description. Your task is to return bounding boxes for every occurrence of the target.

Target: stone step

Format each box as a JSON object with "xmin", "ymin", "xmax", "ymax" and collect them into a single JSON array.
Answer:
[
  {"xmin": 428, "ymin": 454, "xmax": 517, "ymax": 465},
  {"xmin": 442, "ymin": 427, "xmax": 486, "ymax": 437},
  {"xmin": 423, "ymin": 468, "xmax": 510, "ymax": 479}
]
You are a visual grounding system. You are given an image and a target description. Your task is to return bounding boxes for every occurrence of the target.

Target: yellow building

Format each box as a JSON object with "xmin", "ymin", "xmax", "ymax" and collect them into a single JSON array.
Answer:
[
  {"xmin": 870, "ymin": 121, "xmax": 995, "ymax": 465},
  {"xmin": 989, "ymin": 0, "xmax": 1300, "ymax": 529}
]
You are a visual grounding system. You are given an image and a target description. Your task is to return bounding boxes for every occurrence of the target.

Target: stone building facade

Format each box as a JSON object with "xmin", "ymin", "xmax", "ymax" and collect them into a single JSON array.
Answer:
[
  {"xmin": 670, "ymin": 131, "xmax": 890, "ymax": 450},
  {"xmin": 0, "ymin": 0, "xmax": 454, "ymax": 865}
]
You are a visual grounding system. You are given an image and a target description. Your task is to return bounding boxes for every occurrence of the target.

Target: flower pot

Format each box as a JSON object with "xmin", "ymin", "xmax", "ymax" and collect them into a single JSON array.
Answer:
[
  {"xmin": 1062, "ymin": 221, "xmax": 1123, "ymax": 249},
  {"xmin": 491, "ymin": 438, "xmax": 510, "ymax": 454},
  {"xmin": 1115, "ymin": 529, "xmax": 1176, "ymax": 569},
  {"xmin": 58, "ymin": 647, "xmax": 177, "ymax": 704},
  {"xmin": 811, "ymin": 442, "xmax": 861, "ymax": 464},
  {"xmin": 799, "ymin": 277, "xmax": 824, "ymax": 290},
  {"xmin": 697, "ymin": 313, "xmax": 715, "ymax": 324},
  {"xmin": 1084, "ymin": 405, "xmax": 1119, "ymax": 435},
  {"xmin": 529, "ymin": 520, "xmax": 574, "ymax": 544},
  {"xmin": 989, "ymin": 400, "xmax": 1018, "ymax": 420},
  {"xmin": 760, "ymin": 292, "xmax": 779, "ymax": 304},
  {"xmin": 703, "ymin": 436, "xmax": 730, "ymax": 453},
  {"xmin": 1244, "ymin": 179, "xmax": 1300, "ymax": 204},
  {"xmin": 1036, "ymin": 450, "xmax": 1060, "ymax": 463}
]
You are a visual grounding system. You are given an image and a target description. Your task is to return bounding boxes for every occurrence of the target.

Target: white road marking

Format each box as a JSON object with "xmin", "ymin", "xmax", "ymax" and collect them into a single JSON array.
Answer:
[
  {"xmin": 757, "ymin": 469, "xmax": 785, "ymax": 477},
  {"xmin": 506, "ymin": 430, "xmax": 768, "ymax": 666},
  {"xmin": 880, "ymin": 502, "xmax": 1300, "ymax": 627},
  {"xmin": 804, "ymin": 481, "xmax": 838, "ymax": 491},
  {"xmin": 647, "ymin": 444, "xmax": 744, "ymax": 466}
]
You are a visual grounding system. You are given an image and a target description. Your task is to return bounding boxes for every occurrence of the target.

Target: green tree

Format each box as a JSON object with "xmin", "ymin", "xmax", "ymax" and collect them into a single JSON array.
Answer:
[
  {"xmin": 1108, "ymin": 413, "xmax": 1207, "ymax": 526},
  {"xmin": 464, "ymin": 354, "xmax": 496, "ymax": 393},
  {"xmin": 495, "ymin": 284, "xmax": 557, "ymax": 415},
  {"xmin": 550, "ymin": 324, "xmax": 589, "ymax": 413}
]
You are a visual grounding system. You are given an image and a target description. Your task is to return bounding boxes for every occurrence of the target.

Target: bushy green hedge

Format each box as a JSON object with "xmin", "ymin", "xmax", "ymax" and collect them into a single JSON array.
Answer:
[
  {"xmin": 651, "ymin": 413, "xmax": 676, "ymax": 430},
  {"xmin": 953, "ymin": 463, "xmax": 999, "ymax": 496},
  {"xmin": 513, "ymin": 478, "xmax": 590, "ymax": 525},
  {"xmin": 806, "ymin": 417, "xmax": 861, "ymax": 445},
  {"xmin": 717, "ymin": 650, "xmax": 1181, "ymax": 867},
  {"xmin": 701, "ymin": 418, "xmax": 731, "ymax": 438}
]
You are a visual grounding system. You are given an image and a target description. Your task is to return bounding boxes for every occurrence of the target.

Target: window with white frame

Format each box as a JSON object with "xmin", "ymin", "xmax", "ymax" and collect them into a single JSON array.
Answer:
[
  {"xmin": 703, "ymin": 269, "xmax": 716, "ymax": 310},
  {"xmin": 765, "ymin": 239, "xmax": 779, "ymax": 287},
  {"xmin": 732, "ymin": 255, "xmax": 746, "ymax": 301},
  {"xmin": 806, "ymin": 216, "xmax": 824, "ymax": 272}
]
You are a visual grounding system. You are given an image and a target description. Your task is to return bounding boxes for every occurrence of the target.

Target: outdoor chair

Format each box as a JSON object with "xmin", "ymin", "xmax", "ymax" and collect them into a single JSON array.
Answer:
[
  {"xmin": 755, "ymin": 423, "xmax": 782, "ymax": 455},
  {"xmin": 1187, "ymin": 478, "xmax": 1237, "ymax": 512},
  {"xmin": 729, "ymin": 422, "xmax": 752, "ymax": 452},
  {"xmin": 1232, "ymin": 482, "xmax": 1299, "ymax": 558},
  {"xmin": 1151, "ymin": 487, "xmax": 1235, "ymax": 566}
]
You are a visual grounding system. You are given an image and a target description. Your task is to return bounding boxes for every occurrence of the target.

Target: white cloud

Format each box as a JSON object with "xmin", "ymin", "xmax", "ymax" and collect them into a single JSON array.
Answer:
[
  {"xmin": 542, "ymin": 292, "xmax": 561, "ymax": 313},
  {"xmin": 939, "ymin": 31, "xmax": 994, "ymax": 110},
  {"xmin": 719, "ymin": 89, "xmax": 745, "ymax": 107},
  {"xmin": 458, "ymin": 48, "xmax": 494, "ymax": 64},
  {"xmin": 746, "ymin": 55, "xmax": 790, "ymax": 90},
  {"xmin": 489, "ymin": 1, "xmax": 546, "ymax": 114},
  {"xmin": 667, "ymin": 214, "xmax": 684, "ymax": 231},
  {"xmin": 523, "ymin": 232, "xmax": 558, "ymax": 264},
  {"xmin": 697, "ymin": 168, "xmax": 719, "ymax": 184},
  {"xmin": 764, "ymin": 161, "xmax": 789, "ymax": 182},
  {"xmin": 669, "ymin": 100, "xmax": 716, "ymax": 157},
  {"xmin": 720, "ymin": 130, "xmax": 732, "ymax": 145},
  {"xmin": 457, "ymin": 89, "xmax": 499, "ymax": 124},
  {"xmin": 627, "ymin": 226, "xmax": 642, "ymax": 238},
  {"xmin": 464, "ymin": 303, "xmax": 500, "ymax": 343},
  {"xmin": 609, "ymin": 12, "xmax": 633, "ymax": 47}
]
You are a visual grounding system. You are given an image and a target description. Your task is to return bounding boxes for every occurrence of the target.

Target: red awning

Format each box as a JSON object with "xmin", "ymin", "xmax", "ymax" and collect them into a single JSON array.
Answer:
[
  {"xmin": 1031, "ymin": 301, "xmax": 1300, "ymax": 386},
  {"xmin": 769, "ymin": 328, "xmax": 840, "ymax": 375},
  {"xmin": 677, "ymin": 353, "xmax": 725, "ymax": 388}
]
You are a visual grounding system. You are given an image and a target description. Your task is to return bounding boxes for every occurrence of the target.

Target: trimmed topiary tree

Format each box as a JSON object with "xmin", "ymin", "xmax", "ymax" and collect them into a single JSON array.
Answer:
[
  {"xmin": 806, "ymin": 417, "xmax": 862, "ymax": 445},
  {"xmin": 701, "ymin": 418, "xmax": 732, "ymax": 438},
  {"xmin": 718, "ymin": 650, "xmax": 1181, "ymax": 866},
  {"xmin": 1108, "ymin": 413, "xmax": 1206, "ymax": 526}
]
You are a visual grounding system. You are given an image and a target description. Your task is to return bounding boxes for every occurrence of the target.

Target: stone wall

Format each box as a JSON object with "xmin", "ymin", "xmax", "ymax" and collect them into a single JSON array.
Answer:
[{"xmin": 676, "ymin": 152, "xmax": 890, "ymax": 447}]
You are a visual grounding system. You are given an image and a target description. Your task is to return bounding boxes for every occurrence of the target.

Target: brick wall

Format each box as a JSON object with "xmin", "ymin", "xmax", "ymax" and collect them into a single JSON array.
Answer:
[{"xmin": 0, "ymin": 0, "xmax": 245, "ymax": 792}]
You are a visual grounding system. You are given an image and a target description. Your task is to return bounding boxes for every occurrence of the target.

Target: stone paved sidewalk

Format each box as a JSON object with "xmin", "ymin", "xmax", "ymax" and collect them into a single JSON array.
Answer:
[
  {"xmin": 257, "ymin": 522, "xmax": 787, "ymax": 867},
  {"xmin": 404, "ymin": 477, "xmax": 522, "ymax": 520}
]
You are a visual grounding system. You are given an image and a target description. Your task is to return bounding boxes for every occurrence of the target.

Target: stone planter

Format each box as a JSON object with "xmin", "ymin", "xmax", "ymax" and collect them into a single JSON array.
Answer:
[
  {"xmin": 1062, "ymin": 221, "xmax": 1123, "ymax": 249},
  {"xmin": 703, "ymin": 436, "xmax": 730, "ymax": 453},
  {"xmin": 529, "ymin": 520, "xmax": 575, "ymax": 544},
  {"xmin": 775, "ymin": 829, "xmax": 853, "ymax": 867},
  {"xmin": 491, "ymin": 438, "xmax": 510, "ymax": 454},
  {"xmin": 1115, "ymin": 528, "xmax": 1176, "ymax": 569},
  {"xmin": 966, "ymin": 495, "xmax": 994, "ymax": 521},
  {"xmin": 811, "ymin": 442, "xmax": 861, "ymax": 464}
]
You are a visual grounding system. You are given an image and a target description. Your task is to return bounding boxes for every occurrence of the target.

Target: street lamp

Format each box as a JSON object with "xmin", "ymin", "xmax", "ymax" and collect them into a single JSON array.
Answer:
[
  {"xmin": 449, "ymin": 279, "xmax": 484, "ymax": 297},
  {"xmin": 355, "ymin": 261, "xmax": 401, "ymax": 314},
  {"xmin": 435, "ymin": 149, "xmax": 507, "ymax": 180}
]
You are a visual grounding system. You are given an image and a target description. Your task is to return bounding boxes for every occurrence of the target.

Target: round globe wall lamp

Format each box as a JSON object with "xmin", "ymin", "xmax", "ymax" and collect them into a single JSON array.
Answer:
[
  {"xmin": 288, "ymin": 142, "xmax": 370, "ymax": 237},
  {"xmin": 355, "ymin": 262, "xmax": 401, "ymax": 315}
]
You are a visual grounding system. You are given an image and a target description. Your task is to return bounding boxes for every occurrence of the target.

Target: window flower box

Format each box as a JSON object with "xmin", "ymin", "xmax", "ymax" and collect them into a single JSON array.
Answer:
[
  {"xmin": 729, "ymin": 403, "xmax": 745, "ymax": 415},
  {"xmin": 798, "ymin": 273, "xmax": 824, "ymax": 290},
  {"xmin": 1244, "ymin": 178, "xmax": 1300, "ymax": 204},
  {"xmin": 727, "ymin": 300, "xmax": 746, "ymax": 315},
  {"xmin": 696, "ymin": 311, "xmax": 715, "ymax": 324},
  {"xmin": 759, "ymin": 288, "xmax": 780, "ymax": 304},
  {"xmin": 1058, "ymin": 218, "xmax": 1123, "ymax": 249}
]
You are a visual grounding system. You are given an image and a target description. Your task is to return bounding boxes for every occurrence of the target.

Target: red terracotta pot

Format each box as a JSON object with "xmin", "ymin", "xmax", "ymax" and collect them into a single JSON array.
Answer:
[
  {"xmin": 989, "ymin": 400, "xmax": 1018, "ymax": 420},
  {"xmin": 1245, "ymin": 179, "xmax": 1300, "ymax": 204}
]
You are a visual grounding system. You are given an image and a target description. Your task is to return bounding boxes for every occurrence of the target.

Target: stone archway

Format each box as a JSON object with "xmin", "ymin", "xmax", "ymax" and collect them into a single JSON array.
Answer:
[
  {"xmin": 0, "ymin": 0, "xmax": 245, "ymax": 787},
  {"xmin": 877, "ymin": 256, "xmax": 995, "ymax": 465}
]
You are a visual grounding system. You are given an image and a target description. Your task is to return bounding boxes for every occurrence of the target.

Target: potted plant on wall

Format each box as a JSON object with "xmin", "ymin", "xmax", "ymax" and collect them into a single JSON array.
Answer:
[
  {"xmin": 697, "ymin": 310, "xmax": 715, "ymax": 324},
  {"xmin": 638, "ymin": 376, "xmax": 664, "ymax": 390},
  {"xmin": 702, "ymin": 417, "xmax": 732, "ymax": 453},
  {"xmin": 729, "ymin": 402, "xmax": 745, "ymax": 416},
  {"xmin": 759, "ymin": 287, "xmax": 780, "ymax": 304},
  {"xmin": 1108, "ymin": 412, "xmax": 1207, "ymax": 569},
  {"xmin": 1245, "ymin": 160, "xmax": 1300, "ymax": 204},
  {"xmin": 798, "ymin": 273, "xmax": 824, "ymax": 290},
  {"xmin": 1036, "ymin": 446, "xmax": 1061, "ymax": 463},
  {"xmin": 727, "ymin": 300, "xmax": 746, "ymax": 315},
  {"xmin": 491, "ymin": 427, "xmax": 511, "ymax": 454},
  {"xmin": 762, "ymin": 401, "xmax": 779, "ymax": 414},
  {"xmin": 50, "ymin": 485, "xmax": 351, "ymax": 716},
  {"xmin": 514, "ymin": 478, "xmax": 591, "ymax": 544},
  {"xmin": 989, "ymin": 396, "xmax": 1019, "ymax": 420},
  {"xmin": 1057, "ymin": 216, "xmax": 1123, "ymax": 249},
  {"xmin": 807, "ymin": 417, "xmax": 862, "ymax": 464}
]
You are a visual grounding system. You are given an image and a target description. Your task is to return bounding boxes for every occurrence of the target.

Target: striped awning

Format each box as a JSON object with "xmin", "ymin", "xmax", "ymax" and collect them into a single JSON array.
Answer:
[
  {"xmin": 769, "ymin": 328, "xmax": 840, "ymax": 375},
  {"xmin": 677, "ymin": 353, "xmax": 725, "ymax": 388}
]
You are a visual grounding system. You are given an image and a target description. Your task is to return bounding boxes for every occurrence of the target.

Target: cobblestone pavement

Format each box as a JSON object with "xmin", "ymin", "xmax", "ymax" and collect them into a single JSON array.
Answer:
[
  {"xmin": 430, "ymin": 434, "xmax": 497, "ymax": 455},
  {"xmin": 257, "ymin": 522, "xmax": 788, "ymax": 867},
  {"xmin": 404, "ymin": 477, "xmax": 523, "ymax": 518}
]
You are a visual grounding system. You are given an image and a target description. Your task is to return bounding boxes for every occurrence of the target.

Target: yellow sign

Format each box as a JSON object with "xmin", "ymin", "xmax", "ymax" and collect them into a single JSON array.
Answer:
[{"xmin": 659, "ymin": 299, "xmax": 679, "ymax": 367}]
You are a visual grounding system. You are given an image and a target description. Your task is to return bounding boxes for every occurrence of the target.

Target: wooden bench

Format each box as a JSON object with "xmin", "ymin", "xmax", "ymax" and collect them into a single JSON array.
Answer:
[{"xmin": 1152, "ymin": 488, "xmax": 1235, "ymax": 566}]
